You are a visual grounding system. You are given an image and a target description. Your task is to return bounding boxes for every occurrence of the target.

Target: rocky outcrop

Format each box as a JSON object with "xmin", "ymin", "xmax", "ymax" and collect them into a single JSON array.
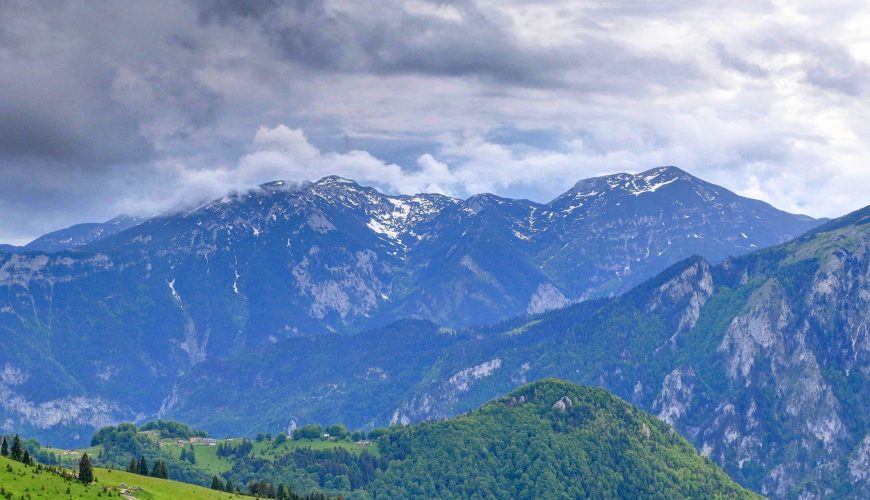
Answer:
[
  {"xmin": 552, "ymin": 396, "xmax": 573, "ymax": 412},
  {"xmin": 648, "ymin": 259, "xmax": 714, "ymax": 342},
  {"xmin": 706, "ymin": 226, "xmax": 870, "ymax": 497},
  {"xmin": 527, "ymin": 283, "xmax": 570, "ymax": 315},
  {"xmin": 652, "ymin": 367, "xmax": 696, "ymax": 427},
  {"xmin": 391, "ymin": 359, "xmax": 503, "ymax": 425},
  {"xmin": 849, "ymin": 435, "xmax": 870, "ymax": 483}
]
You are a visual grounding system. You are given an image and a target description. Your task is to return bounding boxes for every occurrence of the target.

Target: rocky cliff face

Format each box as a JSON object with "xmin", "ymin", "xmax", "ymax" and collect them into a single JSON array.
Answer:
[{"xmin": 701, "ymin": 221, "xmax": 870, "ymax": 498}]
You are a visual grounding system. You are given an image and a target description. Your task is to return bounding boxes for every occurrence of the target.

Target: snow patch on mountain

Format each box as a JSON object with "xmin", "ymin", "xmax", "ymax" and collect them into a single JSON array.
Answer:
[
  {"xmin": 365, "ymin": 193, "xmax": 457, "ymax": 252},
  {"xmin": 367, "ymin": 218, "xmax": 400, "ymax": 241},
  {"xmin": 167, "ymin": 278, "xmax": 181, "ymax": 301},
  {"xmin": 630, "ymin": 176, "xmax": 679, "ymax": 196}
]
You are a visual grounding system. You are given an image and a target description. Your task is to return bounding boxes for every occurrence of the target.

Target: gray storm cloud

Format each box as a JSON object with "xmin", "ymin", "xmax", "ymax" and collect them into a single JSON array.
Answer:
[{"xmin": 1, "ymin": 0, "xmax": 869, "ymax": 243}]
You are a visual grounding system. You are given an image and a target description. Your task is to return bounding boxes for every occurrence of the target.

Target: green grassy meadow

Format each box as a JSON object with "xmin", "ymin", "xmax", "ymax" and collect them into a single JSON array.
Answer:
[{"xmin": 0, "ymin": 455, "xmax": 247, "ymax": 499}]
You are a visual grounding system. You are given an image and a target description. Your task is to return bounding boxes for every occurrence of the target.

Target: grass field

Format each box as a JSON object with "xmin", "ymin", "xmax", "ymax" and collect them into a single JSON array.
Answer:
[
  {"xmin": 7, "ymin": 433, "xmax": 380, "ymax": 497},
  {"xmin": 160, "ymin": 441, "xmax": 235, "ymax": 476},
  {"xmin": 93, "ymin": 468, "xmax": 244, "ymax": 500},
  {"xmin": 0, "ymin": 455, "xmax": 245, "ymax": 499}
]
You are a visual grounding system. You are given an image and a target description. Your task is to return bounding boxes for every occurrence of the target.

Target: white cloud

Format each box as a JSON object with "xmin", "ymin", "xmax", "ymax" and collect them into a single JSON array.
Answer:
[
  {"xmin": 112, "ymin": 117, "xmax": 870, "ymax": 221},
  {"xmin": 3, "ymin": 0, "xmax": 870, "ymax": 243}
]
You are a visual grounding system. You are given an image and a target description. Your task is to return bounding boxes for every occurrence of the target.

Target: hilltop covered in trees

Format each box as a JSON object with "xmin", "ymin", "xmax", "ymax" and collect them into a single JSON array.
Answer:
[
  {"xmin": 164, "ymin": 380, "xmax": 757, "ymax": 498},
  {"xmin": 6, "ymin": 382, "xmax": 758, "ymax": 498}
]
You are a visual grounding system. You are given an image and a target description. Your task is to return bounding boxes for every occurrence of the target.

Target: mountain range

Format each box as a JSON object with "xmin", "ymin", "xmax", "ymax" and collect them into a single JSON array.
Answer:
[
  {"xmin": 0, "ymin": 167, "xmax": 820, "ymax": 331},
  {"xmin": 165, "ymin": 204, "xmax": 870, "ymax": 498},
  {"xmin": 0, "ymin": 166, "xmax": 850, "ymax": 498},
  {"xmin": 0, "ymin": 215, "xmax": 143, "ymax": 254}
]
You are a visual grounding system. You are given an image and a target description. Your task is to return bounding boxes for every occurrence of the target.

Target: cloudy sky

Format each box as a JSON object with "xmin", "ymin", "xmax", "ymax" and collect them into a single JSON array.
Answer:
[{"xmin": 1, "ymin": 0, "xmax": 870, "ymax": 244}]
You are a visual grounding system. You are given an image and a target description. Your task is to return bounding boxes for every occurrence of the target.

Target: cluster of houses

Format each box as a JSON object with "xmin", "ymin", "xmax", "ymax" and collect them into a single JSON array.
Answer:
[{"xmin": 174, "ymin": 436, "xmax": 218, "ymax": 446}]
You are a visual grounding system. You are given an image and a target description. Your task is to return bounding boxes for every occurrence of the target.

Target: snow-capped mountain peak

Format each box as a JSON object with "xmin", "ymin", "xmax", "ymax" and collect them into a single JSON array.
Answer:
[{"xmin": 558, "ymin": 166, "xmax": 692, "ymax": 201}]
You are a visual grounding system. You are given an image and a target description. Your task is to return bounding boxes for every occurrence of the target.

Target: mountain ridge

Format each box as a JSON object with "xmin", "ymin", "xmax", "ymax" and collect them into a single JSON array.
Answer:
[
  {"xmin": 165, "ymin": 203, "xmax": 870, "ymax": 498},
  {"xmin": 0, "ymin": 166, "xmax": 824, "ymax": 453}
]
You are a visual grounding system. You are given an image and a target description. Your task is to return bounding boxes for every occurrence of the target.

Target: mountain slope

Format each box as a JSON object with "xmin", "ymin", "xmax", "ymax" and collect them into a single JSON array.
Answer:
[
  {"xmin": 167, "ymin": 319, "xmax": 457, "ymax": 435},
  {"xmin": 386, "ymin": 206, "xmax": 870, "ymax": 498},
  {"xmin": 362, "ymin": 379, "xmax": 757, "ymax": 499},
  {"xmin": 539, "ymin": 166, "xmax": 821, "ymax": 298},
  {"xmin": 0, "ymin": 455, "xmax": 239, "ymax": 500},
  {"xmin": 0, "ymin": 215, "xmax": 145, "ymax": 253},
  {"xmin": 170, "ymin": 205, "xmax": 870, "ymax": 498}
]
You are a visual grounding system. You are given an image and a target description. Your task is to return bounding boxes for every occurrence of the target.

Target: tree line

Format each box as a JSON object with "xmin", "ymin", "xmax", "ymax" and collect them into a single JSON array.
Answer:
[
  {"xmin": 210, "ymin": 475, "xmax": 332, "ymax": 500},
  {"xmin": 4, "ymin": 433, "xmax": 94, "ymax": 486},
  {"xmin": 126, "ymin": 455, "xmax": 169, "ymax": 479},
  {"xmin": 1, "ymin": 435, "xmax": 33, "ymax": 466}
]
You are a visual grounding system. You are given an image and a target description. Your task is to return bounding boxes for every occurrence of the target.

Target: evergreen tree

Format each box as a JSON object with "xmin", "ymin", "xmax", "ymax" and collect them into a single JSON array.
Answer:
[
  {"xmin": 179, "ymin": 447, "xmax": 187, "ymax": 462},
  {"xmin": 186, "ymin": 444, "xmax": 196, "ymax": 464},
  {"xmin": 126, "ymin": 457, "xmax": 137, "ymax": 473},
  {"xmin": 137, "ymin": 456, "xmax": 149, "ymax": 476},
  {"xmin": 0, "ymin": 436, "xmax": 7, "ymax": 456},
  {"xmin": 78, "ymin": 453, "xmax": 94, "ymax": 484},
  {"xmin": 22, "ymin": 450, "xmax": 31, "ymax": 466},
  {"xmin": 211, "ymin": 475, "xmax": 224, "ymax": 491},
  {"xmin": 151, "ymin": 459, "xmax": 168, "ymax": 479},
  {"xmin": 277, "ymin": 484, "xmax": 289, "ymax": 500},
  {"xmin": 10, "ymin": 435, "xmax": 22, "ymax": 462},
  {"xmin": 150, "ymin": 459, "xmax": 161, "ymax": 478},
  {"xmin": 226, "ymin": 479, "xmax": 234, "ymax": 494}
]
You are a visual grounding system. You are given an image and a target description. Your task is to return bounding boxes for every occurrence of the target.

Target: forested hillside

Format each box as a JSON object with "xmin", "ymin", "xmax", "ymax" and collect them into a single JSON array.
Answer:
[
  {"xmin": 362, "ymin": 379, "xmax": 756, "ymax": 498},
  {"xmin": 3, "ymin": 381, "xmax": 755, "ymax": 499}
]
